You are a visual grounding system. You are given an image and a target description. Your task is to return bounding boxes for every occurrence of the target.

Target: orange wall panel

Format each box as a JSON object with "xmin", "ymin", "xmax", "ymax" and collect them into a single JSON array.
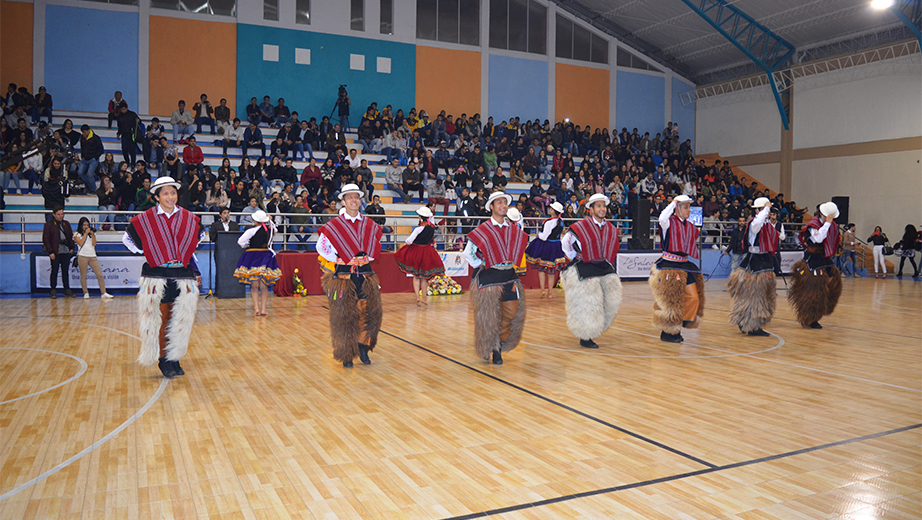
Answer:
[
  {"xmin": 555, "ymin": 62, "xmax": 609, "ymax": 131},
  {"xmin": 149, "ymin": 16, "xmax": 236, "ymax": 117},
  {"xmin": 0, "ymin": 1, "xmax": 34, "ymax": 91},
  {"xmin": 416, "ymin": 46, "xmax": 480, "ymax": 118}
]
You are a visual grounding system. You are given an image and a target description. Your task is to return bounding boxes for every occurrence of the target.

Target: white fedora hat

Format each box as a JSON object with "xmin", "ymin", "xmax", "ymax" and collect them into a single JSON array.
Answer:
[
  {"xmin": 819, "ymin": 201, "xmax": 840, "ymax": 219},
  {"xmin": 150, "ymin": 176, "xmax": 181, "ymax": 195},
  {"xmin": 586, "ymin": 193, "xmax": 609, "ymax": 206},
  {"xmin": 486, "ymin": 191, "xmax": 512, "ymax": 209},
  {"xmin": 252, "ymin": 210, "xmax": 271, "ymax": 223},
  {"xmin": 506, "ymin": 207, "xmax": 522, "ymax": 222},
  {"xmin": 416, "ymin": 206, "xmax": 433, "ymax": 218},
  {"xmin": 338, "ymin": 183, "xmax": 364, "ymax": 200},
  {"xmin": 674, "ymin": 194, "xmax": 693, "ymax": 203},
  {"xmin": 549, "ymin": 201, "xmax": 564, "ymax": 214},
  {"xmin": 751, "ymin": 197, "xmax": 771, "ymax": 208}
]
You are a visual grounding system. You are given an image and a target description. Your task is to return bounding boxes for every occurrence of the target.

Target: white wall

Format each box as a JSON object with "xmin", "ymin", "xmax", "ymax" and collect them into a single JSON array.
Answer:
[
  {"xmin": 792, "ymin": 149, "xmax": 922, "ymax": 240},
  {"xmin": 695, "ymin": 86, "xmax": 782, "ymax": 156},
  {"xmin": 742, "ymin": 163, "xmax": 781, "ymax": 194},
  {"xmin": 794, "ymin": 60, "xmax": 922, "ymax": 149}
]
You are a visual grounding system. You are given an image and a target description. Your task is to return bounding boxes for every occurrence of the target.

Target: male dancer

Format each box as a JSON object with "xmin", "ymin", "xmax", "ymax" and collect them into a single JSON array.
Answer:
[
  {"xmin": 788, "ymin": 202, "xmax": 841, "ymax": 329},
  {"xmin": 122, "ymin": 177, "xmax": 204, "ymax": 378},
  {"xmin": 317, "ymin": 183, "xmax": 383, "ymax": 367},
  {"xmin": 462, "ymin": 191, "xmax": 528, "ymax": 364},
  {"xmin": 728, "ymin": 197, "xmax": 778, "ymax": 336},
  {"xmin": 649, "ymin": 194, "xmax": 705, "ymax": 343},
  {"xmin": 560, "ymin": 193, "xmax": 622, "ymax": 349}
]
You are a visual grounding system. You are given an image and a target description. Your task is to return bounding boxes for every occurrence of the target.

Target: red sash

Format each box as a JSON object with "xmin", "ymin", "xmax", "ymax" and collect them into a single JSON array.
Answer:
[
  {"xmin": 570, "ymin": 218, "xmax": 619, "ymax": 263},
  {"xmin": 744, "ymin": 220, "xmax": 779, "ymax": 254},
  {"xmin": 131, "ymin": 207, "xmax": 201, "ymax": 267},
  {"xmin": 663, "ymin": 215, "xmax": 700, "ymax": 259},
  {"xmin": 319, "ymin": 214, "xmax": 382, "ymax": 261},
  {"xmin": 798, "ymin": 216, "xmax": 839, "ymax": 258},
  {"xmin": 468, "ymin": 220, "xmax": 527, "ymax": 269}
]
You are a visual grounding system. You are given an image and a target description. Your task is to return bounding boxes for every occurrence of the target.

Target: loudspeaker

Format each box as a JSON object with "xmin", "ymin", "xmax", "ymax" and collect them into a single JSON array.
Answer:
[
  {"xmin": 215, "ymin": 231, "xmax": 246, "ymax": 299},
  {"xmin": 831, "ymin": 196, "xmax": 849, "ymax": 226},
  {"xmin": 629, "ymin": 198, "xmax": 653, "ymax": 250}
]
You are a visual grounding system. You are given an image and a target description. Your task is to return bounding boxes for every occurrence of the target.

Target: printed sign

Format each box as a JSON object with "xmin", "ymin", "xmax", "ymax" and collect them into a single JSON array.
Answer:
[
  {"xmin": 616, "ymin": 252, "xmax": 662, "ymax": 278},
  {"xmin": 779, "ymin": 251, "xmax": 804, "ymax": 274},
  {"xmin": 34, "ymin": 254, "xmax": 146, "ymax": 289},
  {"xmin": 440, "ymin": 252, "xmax": 469, "ymax": 278}
]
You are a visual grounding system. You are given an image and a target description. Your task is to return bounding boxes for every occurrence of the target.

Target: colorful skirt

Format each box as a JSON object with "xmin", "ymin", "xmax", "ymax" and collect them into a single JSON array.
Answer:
[
  {"xmin": 525, "ymin": 239, "xmax": 568, "ymax": 273},
  {"xmin": 395, "ymin": 243, "xmax": 446, "ymax": 278},
  {"xmin": 234, "ymin": 249, "xmax": 282, "ymax": 285}
]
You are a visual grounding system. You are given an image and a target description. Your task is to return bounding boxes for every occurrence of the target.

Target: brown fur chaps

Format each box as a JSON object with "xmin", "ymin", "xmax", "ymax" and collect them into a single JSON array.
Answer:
[
  {"xmin": 727, "ymin": 269, "xmax": 776, "ymax": 333},
  {"xmin": 788, "ymin": 261, "xmax": 840, "ymax": 326},
  {"xmin": 649, "ymin": 267, "xmax": 705, "ymax": 334},
  {"xmin": 471, "ymin": 274, "xmax": 527, "ymax": 360},
  {"xmin": 322, "ymin": 272, "xmax": 382, "ymax": 362}
]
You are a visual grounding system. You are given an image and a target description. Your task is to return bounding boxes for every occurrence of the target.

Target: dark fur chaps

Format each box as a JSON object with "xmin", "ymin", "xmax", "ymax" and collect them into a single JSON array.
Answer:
[
  {"xmin": 727, "ymin": 269, "xmax": 776, "ymax": 333},
  {"xmin": 788, "ymin": 261, "xmax": 841, "ymax": 326},
  {"xmin": 322, "ymin": 272, "xmax": 382, "ymax": 362},
  {"xmin": 470, "ymin": 274, "xmax": 527, "ymax": 360}
]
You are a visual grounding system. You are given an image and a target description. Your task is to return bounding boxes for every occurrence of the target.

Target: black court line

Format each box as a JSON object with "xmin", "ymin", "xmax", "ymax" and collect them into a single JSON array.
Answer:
[
  {"xmin": 380, "ymin": 330, "xmax": 718, "ymax": 469},
  {"xmin": 441, "ymin": 422, "xmax": 922, "ymax": 519}
]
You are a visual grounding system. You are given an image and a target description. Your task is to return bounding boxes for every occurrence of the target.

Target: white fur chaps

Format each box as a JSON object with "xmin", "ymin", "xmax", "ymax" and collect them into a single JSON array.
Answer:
[
  {"xmin": 561, "ymin": 268, "xmax": 622, "ymax": 340},
  {"xmin": 137, "ymin": 277, "xmax": 198, "ymax": 366}
]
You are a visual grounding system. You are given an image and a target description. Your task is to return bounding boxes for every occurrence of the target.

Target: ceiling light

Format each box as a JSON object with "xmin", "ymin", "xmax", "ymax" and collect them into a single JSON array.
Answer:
[{"xmin": 870, "ymin": 0, "xmax": 895, "ymax": 9}]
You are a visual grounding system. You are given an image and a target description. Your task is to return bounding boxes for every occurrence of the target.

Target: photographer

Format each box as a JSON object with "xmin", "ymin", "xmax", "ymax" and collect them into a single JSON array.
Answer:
[{"xmin": 334, "ymin": 86, "xmax": 351, "ymax": 131}]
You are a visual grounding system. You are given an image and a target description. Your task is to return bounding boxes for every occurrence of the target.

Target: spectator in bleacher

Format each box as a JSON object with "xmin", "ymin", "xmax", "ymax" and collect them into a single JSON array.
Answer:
[
  {"xmin": 142, "ymin": 118, "xmax": 164, "ymax": 167},
  {"xmin": 19, "ymin": 142, "xmax": 43, "ymax": 194},
  {"xmin": 494, "ymin": 165, "xmax": 511, "ymax": 188},
  {"xmin": 326, "ymin": 123, "xmax": 346, "ymax": 154},
  {"xmin": 2, "ymin": 144, "xmax": 24, "ymax": 193},
  {"xmin": 193, "ymin": 94, "xmax": 216, "ymax": 135},
  {"xmin": 161, "ymin": 137, "xmax": 181, "ymax": 179},
  {"xmin": 402, "ymin": 160, "xmax": 424, "ymax": 202},
  {"xmin": 96, "ymin": 176, "xmax": 118, "ymax": 229},
  {"xmin": 182, "ymin": 136, "xmax": 205, "ymax": 183},
  {"xmin": 188, "ymin": 179, "xmax": 207, "ymax": 211},
  {"xmin": 354, "ymin": 170, "xmax": 374, "ymax": 205},
  {"xmin": 293, "ymin": 120, "xmax": 315, "ymax": 161},
  {"xmin": 274, "ymin": 98, "xmax": 290, "ymax": 127},
  {"xmin": 279, "ymin": 157, "xmax": 298, "ymax": 189},
  {"xmin": 243, "ymin": 121, "xmax": 265, "ymax": 158},
  {"xmin": 42, "ymin": 157, "xmax": 67, "ymax": 218},
  {"xmin": 222, "ymin": 118, "xmax": 245, "ymax": 158},
  {"xmin": 206, "ymin": 180, "xmax": 229, "ymax": 212},
  {"xmin": 116, "ymin": 105, "xmax": 141, "ymax": 166},
  {"xmin": 107, "ymin": 91, "xmax": 127, "ymax": 129},
  {"xmin": 356, "ymin": 119, "xmax": 374, "ymax": 152},
  {"xmin": 383, "ymin": 157, "xmax": 408, "ymax": 203},
  {"xmin": 229, "ymin": 180, "xmax": 247, "ymax": 215},
  {"xmin": 215, "ymin": 98, "xmax": 231, "ymax": 135},
  {"xmin": 75, "ymin": 124, "xmax": 103, "ymax": 192},
  {"xmin": 299, "ymin": 157, "xmax": 321, "ymax": 197},
  {"xmin": 240, "ymin": 197, "xmax": 260, "ymax": 224},
  {"xmin": 59, "ymin": 119, "xmax": 80, "ymax": 148},
  {"xmin": 530, "ymin": 179, "xmax": 551, "ymax": 215},
  {"xmin": 287, "ymin": 194, "xmax": 313, "ymax": 250},
  {"xmin": 42, "ymin": 206, "xmax": 74, "ymax": 298},
  {"xmin": 10, "ymin": 117, "xmax": 33, "ymax": 145},
  {"xmin": 136, "ymin": 177, "xmax": 155, "ymax": 211},
  {"xmin": 270, "ymin": 134, "xmax": 288, "ymax": 160},
  {"xmin": 259, "ymin": 96, "xmax": 275, "ymax": 127},
  {"xmin": 428, "ymin": 178, "xmax": 451, "ymax": 217},
  {"xmin": 170, "ymin": 100, "xmax": 195, "ymax": 143}
]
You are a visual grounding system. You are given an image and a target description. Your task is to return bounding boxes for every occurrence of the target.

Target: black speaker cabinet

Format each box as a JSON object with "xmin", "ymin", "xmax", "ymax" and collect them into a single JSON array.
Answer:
[
  {"xmin": 215, "ymin": 231, "xmax": 246, "ymax": 299},
  {"xmin": 629, "ymin": 198, "xmax": 653, "ymax": 250},
  {"xmin": 831, "ymin": 196, "xmax": 849, "ymax": 226}
]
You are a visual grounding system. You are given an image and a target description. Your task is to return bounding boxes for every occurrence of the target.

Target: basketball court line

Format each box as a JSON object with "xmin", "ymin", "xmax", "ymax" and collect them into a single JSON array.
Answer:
[
  {"xmin": 379, "ymin": 330, "xmax": 718, "ymax": 469},
  {"xmin": 440, "ymin": 422, "xmax": 922, "ymax": 520},
  {"xmin": 0, "ymin": 348, "xmax": 88, "ymax": 404}
]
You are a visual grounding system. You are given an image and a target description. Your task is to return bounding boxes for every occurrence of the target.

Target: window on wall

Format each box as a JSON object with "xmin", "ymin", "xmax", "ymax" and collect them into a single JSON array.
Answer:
[
  {"xmin": 616, "ymin": 48, "xmax": 660, "ymax": 72},
  {"xmin": 380, "ymin": 0, "xmax": 393, "ymax": 34},
  {"xmin": 490, "ymin": 0, "xmax": 546, "ymax": 55},
  {"xmin": 262, "ymin": 0, "xmax": 278, "ymax": 20},
  {"xmin": 351, "ymin": 0, "xmax": 365, "ymax": 31},
  {"xmin": 416, "ymin": 0, "xmax": 480, "ymax": 46},
  {"xmin": 555, "ymin": 15, "xmax": 608, "ymax": 64},
  {"xmin": 296, "ymin": 0, "xmax": 311, "ymax": 25},
  {"xmin": 151, "ymin": 0, "xmax": 236, "ymax": 15}
]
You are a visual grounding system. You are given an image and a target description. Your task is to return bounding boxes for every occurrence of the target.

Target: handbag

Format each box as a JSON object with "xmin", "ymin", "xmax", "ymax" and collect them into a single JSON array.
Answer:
[{"xmin": 883, "ymin": 241, "xmax": 894, "ymax": 256}]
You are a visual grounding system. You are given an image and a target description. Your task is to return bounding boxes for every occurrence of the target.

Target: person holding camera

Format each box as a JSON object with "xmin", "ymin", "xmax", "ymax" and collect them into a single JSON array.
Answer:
[
  {"xmin": 74, "ymin": 217, "xmax": 114, "ymax": 299},
  {"xmin": 335, "ymin": 87, "xmax": 351, "ymax": 131},
  {"xmin": 867, "ymin": 226, "xmax": 889, "ymax": 279}
]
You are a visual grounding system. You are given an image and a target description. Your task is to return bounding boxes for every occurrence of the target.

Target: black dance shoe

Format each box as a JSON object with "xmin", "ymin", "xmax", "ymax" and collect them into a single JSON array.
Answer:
[
  {"xmin": 579, "ymin": 339, "xmax": 599, "ymax": 349},
  {"xmin": 660, "ymin": 331, "xmax": 684, "ymax": 343},
  {"xmin": 747, "ymin": 328, "xmax": 770, "ymax": 336},
  {"xmin": 809, "ymin": 322, "xmax": 823, "ymax": 329},
  {"xmin": 492, "ymin": 350, "xmax": 503, "ymax": 365},
  {"xmin": 343, "ymin": 359, "xmax": 354, "ymax": 368},
  {"xmin": 358, "ymin": 344, "xmax": 371, "ymax": 365},
  {"xmin": 158, "ymin": 357, "xmax": 175, "ymax": 378},
  {"xmin": 171, "ymin": 360, "xmax": 185, "ymax": 376}
]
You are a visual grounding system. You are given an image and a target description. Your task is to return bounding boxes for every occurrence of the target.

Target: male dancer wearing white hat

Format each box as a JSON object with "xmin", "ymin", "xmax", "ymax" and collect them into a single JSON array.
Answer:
[
  {"xmin": 122, "ymin": 177, "xmax": 204, "ymax": 378},
  {"xmin": 727, "ymin": 197, "xmax": 779, "ymax": 336},
  {"xmin": 788, "ymin": 202, "xmax": 842, "ymax": 329},
  {"xmin": 462, "ymin": 191, "xmax": 528, "ymax": 364},
  {"xmin": 649, "ymin": 194, "xmax": 705, "ymax": 343},
  {"xmin": 560, "ymin": 193, "xmax": 623, "ymax": 348},
  {"xmin": 317, "ymin": 184, "xmax": 383, "ymax": 367}
]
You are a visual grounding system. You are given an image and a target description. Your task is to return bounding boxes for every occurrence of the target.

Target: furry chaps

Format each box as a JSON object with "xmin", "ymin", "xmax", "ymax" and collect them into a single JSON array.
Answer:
[
  {"xmin": 561, "ymin": 268, "xmax": 622, "ymax": 340},
  {"xmin": 137, "ymin": 277, "xmax": 198, "ymax": 366},
  {"xmin": 648, "ymin": 266, "xmax": 687, "ymax": 335},
  {"xmin": 727, "ymin": 269, "xmax": 776, "ymax": 333},
  {"xmin": 322, "ymin": 272, "xmax": 382, "ymax": 362},
  {"xmin": 470, "ymin": 273, "xmax": 527, "ymax": 360},
  {"xmin": 788, "ymin": 261, "xmax": 840, "ymax": 326}
]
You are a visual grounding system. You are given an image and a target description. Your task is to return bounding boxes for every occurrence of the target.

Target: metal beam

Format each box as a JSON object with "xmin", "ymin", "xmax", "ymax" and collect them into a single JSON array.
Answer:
[
  {"xmin": 678, "ymin": 0, "xmax": 796, "ymax": 129},
  {"xmin": 892, "ymin": 0, "xmax": 922, "ymax": 49}
]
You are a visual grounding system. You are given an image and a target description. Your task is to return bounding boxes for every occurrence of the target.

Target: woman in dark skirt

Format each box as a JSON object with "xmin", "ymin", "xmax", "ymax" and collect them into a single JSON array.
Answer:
[
  {"xmin": 234, "ymin": 210, "xmax": 282, "ymax": 316},
  {"xmin": 525, "ymin": 201, "xmax": 567, "ymax": 298},
  {"xmin": 395, "ymin": 206, "xmax": 445, "ymax": 306}
]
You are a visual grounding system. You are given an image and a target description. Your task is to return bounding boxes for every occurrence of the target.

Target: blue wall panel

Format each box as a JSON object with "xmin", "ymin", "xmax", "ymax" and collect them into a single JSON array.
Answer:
[
  {"xmin": 615, "ymin": 70, "xmax": 665, "ymax": 137},
  {"xmin": 671, "ymin": 76, "xmax": 696, "ymax": 148},
  {"xmin": 45, "ymin": 5, "xmax": 139, "ymax": 112},
  {"xmin": 236, "ymin": 25, "xmax": 415, "ymax": 128},
  {"xmin": 487, "ymin": 54, "xmax": 548, "ymax": 124}
]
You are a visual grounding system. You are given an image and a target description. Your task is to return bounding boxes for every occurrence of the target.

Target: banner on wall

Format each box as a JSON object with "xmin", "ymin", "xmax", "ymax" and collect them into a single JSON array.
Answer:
[
  {"xmin": 779, "ymin": 251, "xmax": 804, "ymax": 274},
  {"xmin": 32, "ymin": 253, "xmax": 146, "ymax": 290},
  {"xmin": 616, "ymin": 252, "xmax": 662, "ymax": 278},
  {"xmin": 440, "ymin": 252, "xmax": 469, "ymax": 278}
]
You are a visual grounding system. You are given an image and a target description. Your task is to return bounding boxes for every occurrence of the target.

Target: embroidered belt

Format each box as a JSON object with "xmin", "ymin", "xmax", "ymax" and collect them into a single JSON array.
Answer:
[
  {"xmin": 661, "ymin": 251, "xmax": 688, "ymax": 263},
  {"xmin": 336, "ymin": 255, "xmax": 371, "ymax": 274},
  {"xmin": 159, "ymin": 261, "xmax": 184, "ymax": 268}
]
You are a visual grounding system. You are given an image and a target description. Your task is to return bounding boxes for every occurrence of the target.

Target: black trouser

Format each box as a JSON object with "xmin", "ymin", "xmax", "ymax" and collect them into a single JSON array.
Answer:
[
  {"xmin": 121, "ymin": 136, "xmax": 138, "ymax": 164},
  {"xmin": 50, "ymin": 253, "xmax": 72, "ymax": 291},
  {"xmin": 898, "ymin": 255, "xmax": 918, "ymax": 275}
]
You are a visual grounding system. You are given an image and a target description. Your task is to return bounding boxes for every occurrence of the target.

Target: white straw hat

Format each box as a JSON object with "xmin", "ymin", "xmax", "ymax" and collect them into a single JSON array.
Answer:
[
  {"xmin": 150, "ymin": 176, "xmax": 181, "ymax": 195},
  {"xmin": 674, "ymin": 194, "xmax": 693, "ymax": 203},
  {"xmin": 751, "ymin": 197, "xmax": 770, "ymax": 208},
  {"xmin": 586, "ymin": 193, "xmax": 609, "ymax": 206},
  {"xmin": 252, "ymin": 210, "xmax": 271, "ymax": 223},
  {"xmin": 506, "ymin": 207, "xmax": 522, "ymax": 222},
  {"xmin": 486, "ymin": 191, "xmax": 512, "ymax": 209},
  {"xmin": 549, "ymin": 201, "xmax": 564, "ymax": 214},
  {"xmin": 338, "ymin": 183, "xmax": 364, "ymax": 200},
  {"xmin": 819, "ymin": 201, "xmax": 839, "ymax": 219}
]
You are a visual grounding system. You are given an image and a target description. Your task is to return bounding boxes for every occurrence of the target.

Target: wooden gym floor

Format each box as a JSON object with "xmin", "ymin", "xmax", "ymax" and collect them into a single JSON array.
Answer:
[{"xmin": 1, "ymin": 276, "xmax": 920, "ymax": 519}]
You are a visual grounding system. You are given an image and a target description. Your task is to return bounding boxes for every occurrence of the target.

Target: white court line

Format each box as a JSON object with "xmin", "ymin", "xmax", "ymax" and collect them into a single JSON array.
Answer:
[
  {"xmin": 524, "ymin": 310, "xmax": 921, "ymax": 393},
  {"xmin": 0, "ymin": 319, "xmax": 169, "ymax": 502},
  {"xmin": 0, "ymin": 348, "xmax": 88, "ymax": 405}
]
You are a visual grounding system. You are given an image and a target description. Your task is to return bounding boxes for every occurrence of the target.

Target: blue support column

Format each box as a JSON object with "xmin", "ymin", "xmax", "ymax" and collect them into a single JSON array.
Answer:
[
  {"xmin": 891, "ymin": 2, "xmax": 922, "ymax": 50},
  {"xmin": 679, "ymin": 0, "xmax": 796, "ymax": 129}
]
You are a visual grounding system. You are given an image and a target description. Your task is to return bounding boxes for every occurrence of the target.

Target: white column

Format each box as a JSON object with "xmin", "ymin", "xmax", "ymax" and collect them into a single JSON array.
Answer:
[
  {"xmin": 608, "ymin": 39, "xmax": 617, "ymax": 131},
  {"xmin": 480, "ymin": 0, "xmax": 490, "ymax": 119},
  {"xmin": 138, "ymin": 0, "xmax": 150, "ymax": 114},
  {"xmin": 547, "ymin": 2, "xmax": 556, "ymax": 123},
  {"xmin": 33, "ymin": 0, "xmax": 46, "ymax": 90}
]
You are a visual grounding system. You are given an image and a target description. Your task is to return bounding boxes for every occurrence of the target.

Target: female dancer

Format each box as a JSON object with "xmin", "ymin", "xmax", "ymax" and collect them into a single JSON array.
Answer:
[
  {"xmin": 234, "ymin": 210, "xmax": 282, "ymax": 316},
  {"xmin": 395, "ymin": 206, "xmax": 445, "ymax": 305},
  {"xmin": 525, "ymin": 201, "xmax": 567, "ymax": 298}
]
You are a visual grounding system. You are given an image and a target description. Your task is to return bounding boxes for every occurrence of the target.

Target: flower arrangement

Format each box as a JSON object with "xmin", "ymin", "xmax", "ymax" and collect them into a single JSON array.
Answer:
[
  {"xmin": 292, "ymin": 268, "xmax": 308, "ymax": 298},
  {"xmin": 427, "ymin": 275, "xmax": 463, "ymax": 296}
]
